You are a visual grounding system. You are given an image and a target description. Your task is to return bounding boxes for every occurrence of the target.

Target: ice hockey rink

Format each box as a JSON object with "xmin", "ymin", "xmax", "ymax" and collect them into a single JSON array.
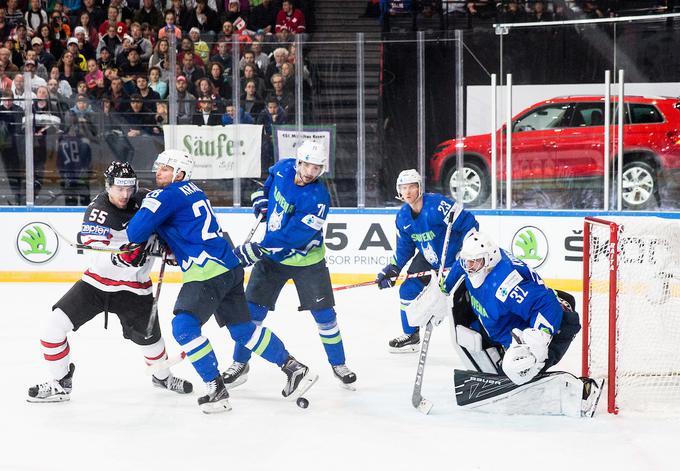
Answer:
[{"xmin": 3, "ymin": 280, "xmax": 679, "ymax": 471}]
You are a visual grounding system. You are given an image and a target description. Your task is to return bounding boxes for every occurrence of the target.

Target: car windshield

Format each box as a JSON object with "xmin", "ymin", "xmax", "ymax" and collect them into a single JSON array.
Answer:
[{"xmin": 513, "ymin": 104, "xmax": 571, "ymax": 132}]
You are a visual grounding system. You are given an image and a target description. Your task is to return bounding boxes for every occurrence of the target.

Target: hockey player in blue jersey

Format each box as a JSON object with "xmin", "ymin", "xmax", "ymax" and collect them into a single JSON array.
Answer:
[
  {"xmin": 440, "ymin": 231, "xmax": 603, "ymax": 417},
  {"xmin": 125, "ymin": 149, "xmax": 318, "ymax": 414},
  {"xmin": 376, "ymin": 169, "xmax": 479, "ymax": 352},
  {"xmin": 225, "ymin": 140, "xmax": 357, "ymax": 390}
]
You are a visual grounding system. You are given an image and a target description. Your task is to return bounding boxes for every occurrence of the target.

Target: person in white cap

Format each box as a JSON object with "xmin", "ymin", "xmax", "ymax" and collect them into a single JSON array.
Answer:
[
  {"xmin": 67, "ymin": 37, "xmax": 88, "ymax": 72},
  {"xmin": 73, "ymin": 25, "xmax": 96, "ymax": 60},
  {"xmin": 188, "ymin": 26, "xmax": 209, "ymax": 63}
]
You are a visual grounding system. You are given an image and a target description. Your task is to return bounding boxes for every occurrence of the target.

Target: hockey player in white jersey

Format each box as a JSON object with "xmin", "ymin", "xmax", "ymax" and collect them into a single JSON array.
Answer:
[
  {"xmin": 438, "ymin": 231, "xmax": 604, "ymax": 417},
  {"xmin": 27, "ymin": 161, "xmax": 192, "ymax": 403}
]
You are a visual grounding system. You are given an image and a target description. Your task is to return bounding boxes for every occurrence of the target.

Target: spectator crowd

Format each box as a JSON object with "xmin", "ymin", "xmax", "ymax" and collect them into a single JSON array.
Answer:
[{"xmin": 0, "ymin": 0, "xmax": 314, "ymax": 205}]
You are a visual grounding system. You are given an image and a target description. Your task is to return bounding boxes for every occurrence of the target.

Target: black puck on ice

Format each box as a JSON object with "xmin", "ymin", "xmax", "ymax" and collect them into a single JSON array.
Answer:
[{"xmin": 296, "ymin": 397, "xmax": 309, "ymax": 409}]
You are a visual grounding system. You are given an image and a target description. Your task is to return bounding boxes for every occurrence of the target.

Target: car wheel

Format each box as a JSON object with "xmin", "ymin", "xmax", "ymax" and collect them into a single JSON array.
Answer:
[
  {"xmin": 621, "ymin": 161, "xmax": 658, "ymax": 209},
  {"xmin": 444, "ymin": 161, "xmax": 490, "ymax": 207}
]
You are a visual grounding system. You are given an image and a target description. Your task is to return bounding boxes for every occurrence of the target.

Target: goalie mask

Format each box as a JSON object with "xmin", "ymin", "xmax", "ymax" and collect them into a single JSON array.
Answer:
[
  {"xmin": 295, "ymin": 140, "xmax": 326, "ymax": 181},
  {"xmin": 154, "ymin": 149, "xmax": 194, "ymax": 182},
  {"xmin": 459, "ymin": 231, "xmax": 501, "ymax": 288},
  {"xmin": 396, "ymin": 169, "xmax": 423, "ymax": 202}
]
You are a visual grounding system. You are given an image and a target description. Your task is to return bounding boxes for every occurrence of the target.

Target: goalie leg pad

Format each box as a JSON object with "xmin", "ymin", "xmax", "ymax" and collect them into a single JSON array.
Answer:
[
  {"xmin": 454, "ymin": 370, "xmax": 584, "ymax": 417},
  {"xmin": 454, "ymin": 325, "xmax": 501, "ymax": 374}
]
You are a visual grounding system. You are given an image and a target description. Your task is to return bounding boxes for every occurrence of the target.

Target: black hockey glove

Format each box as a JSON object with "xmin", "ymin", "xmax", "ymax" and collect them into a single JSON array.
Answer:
[
  {"xmin": 251, "ymin": 189, "xmax": 268, "ymax": 217},
  {"xmin": 114, "ymin": 243, "xmax": 148, "ymax": 267},
  {"xmin": 234, "ymin": 242, "xmax": 266, "ymax": 267},
  {"xmin": 376, "ymin": 263, "xmax": 400, "ymax": 289}
]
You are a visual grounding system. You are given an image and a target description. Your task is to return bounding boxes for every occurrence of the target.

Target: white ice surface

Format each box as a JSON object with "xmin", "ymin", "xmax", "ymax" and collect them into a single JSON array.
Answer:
[{"xmin": 2, "ymin": 282, "xmax": 679, "ymax": 471}]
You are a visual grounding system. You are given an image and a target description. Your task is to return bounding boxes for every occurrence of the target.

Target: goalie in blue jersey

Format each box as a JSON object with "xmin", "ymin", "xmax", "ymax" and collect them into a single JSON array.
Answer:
[
  {"xmin": 226, "ymin": 140, "xmax": 357, "ymax": 390},
  {"xmin": 376, "ymin": 169, "xmax": 479, "ymax": 352},
  {"xmin": 439, "ymin": 231, "xmax": 603, "ymax": 417},
  {"xmin": 125, "ymin": 149, "xmax": 318, "ymax": 414}
]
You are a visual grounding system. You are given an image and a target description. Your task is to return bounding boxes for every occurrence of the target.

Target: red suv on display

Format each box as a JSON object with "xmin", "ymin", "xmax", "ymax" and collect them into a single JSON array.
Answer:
[{"xmin": 429, "ymin": 95, "xmax": 680, "ymax": 209}]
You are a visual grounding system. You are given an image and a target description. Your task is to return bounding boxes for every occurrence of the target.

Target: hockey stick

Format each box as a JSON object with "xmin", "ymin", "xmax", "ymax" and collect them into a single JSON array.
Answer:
[
  {"xmin": 412, "ymin": 204, "xmax": 459, "ymax": 415},
  {"xmin": 332, "ymin": 269, "xmax": 451, "ymax": 292},
  {"xmin": 245, "ymin": 212, "xmax": 264, "ymax": 244},
  {"xmin": 44, "ymin": 221, "xmax": 129, "ymax": 254},
  {"xmin": 144, "ymin": 256, "xmax": 167, "ymax": 339},
  {"xmin": 44, "ymin": 221, "xmax": 160, "ymax": 256},
  {"xmin": 146, "ymin": 351, "xmax": 186, "ymax": 376}
]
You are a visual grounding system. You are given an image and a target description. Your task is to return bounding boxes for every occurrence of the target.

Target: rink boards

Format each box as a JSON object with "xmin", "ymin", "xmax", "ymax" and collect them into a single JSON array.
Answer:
[{"xmin": 5, "ymin": 207, "xmax": 680, "ymax": 292}]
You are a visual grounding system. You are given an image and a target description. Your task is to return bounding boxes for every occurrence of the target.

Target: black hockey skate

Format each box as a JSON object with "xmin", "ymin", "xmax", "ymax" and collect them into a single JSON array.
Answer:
[
  {"xmin": 281, "ymin": 356, "xmax": 318, "ymax": 400},
  {"xmin": 332, "ymin": 364, "xmax": 357, "ymax": 391},
  {"xmin": 27, "ymin": 363, "xmax": 75, "ymax": 403},
  {"xmin": 152, "ymin": 373, "xmax": 193, "ymax": 394},
  {"xmin": 221, "ymin": 361, "xmax": 250, "ymax": 390},
  {"xmin": 388, "ymin": 330, "xmax": 420, "ymax": 353},
  {"xmin": 197, "ymin": 376, "xmax": 231, "ymax": 414},
  {"xmin": 581, "ymin": 377, "xmax": 605, "ymax": 418}
]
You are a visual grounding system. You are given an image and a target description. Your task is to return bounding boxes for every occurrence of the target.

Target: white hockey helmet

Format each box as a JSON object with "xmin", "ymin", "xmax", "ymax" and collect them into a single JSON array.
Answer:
[
  {"xmin": 396, "ymin": 169, "xmax": 423, "ymax": 201},
  {"xmin": 459, "ymin": 231, "xmax": 501, "ymax": 288},
  {"xmin": 154, "ymin": 149, "xmax": 194, "ymax": 182},
  {"xmin": 295, "ymin": 140, "xmax": 327, "ymax": 178}
]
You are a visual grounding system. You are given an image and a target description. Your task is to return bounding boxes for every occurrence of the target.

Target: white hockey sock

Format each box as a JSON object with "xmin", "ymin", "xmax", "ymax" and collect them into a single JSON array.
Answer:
[
  {"xmin": 141, "ymin": 338, "xmax": 169, "ymax": 380},
  {"xmin": 41, "ymin": 308, "xmax": 74, "ymax": 380}
]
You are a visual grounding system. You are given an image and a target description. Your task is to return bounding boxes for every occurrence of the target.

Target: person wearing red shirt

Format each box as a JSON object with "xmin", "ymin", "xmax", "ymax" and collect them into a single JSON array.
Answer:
[
  {"xmin": 275, "ymin": 0, "xmax": 305, "ymax": 34},
  {"xmin": 98, "ymin": 5, "xmax": 127, "ymax": 39}
]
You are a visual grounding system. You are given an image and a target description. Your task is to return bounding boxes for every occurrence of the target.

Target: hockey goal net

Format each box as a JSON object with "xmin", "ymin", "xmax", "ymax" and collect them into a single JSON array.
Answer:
[{"xmin": 582, "ymin": 216, "xmax": 680, "ymax": 414}]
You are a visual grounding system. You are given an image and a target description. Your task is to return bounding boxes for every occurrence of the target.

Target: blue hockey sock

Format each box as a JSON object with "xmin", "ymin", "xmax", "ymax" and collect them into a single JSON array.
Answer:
[
  {"xmin": 311, "ymin": 307, "xmax": 346, "ymax": 366},
  {"xmin": 229, "ymin": 321, "xmax": 289, "ymax": 367},
  {"xmin": 172, "ymin": 312, "xmax": 219, "ymax": 382},
  {"xmin": 232, "ymin": 302, "xmax": 269, "ymax": 363}
]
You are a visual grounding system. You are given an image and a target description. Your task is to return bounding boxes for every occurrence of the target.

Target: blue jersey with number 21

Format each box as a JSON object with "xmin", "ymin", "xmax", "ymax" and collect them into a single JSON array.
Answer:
[{"xmin": 126, "ymin": 180, "xmax": 240, "ymax": 282}]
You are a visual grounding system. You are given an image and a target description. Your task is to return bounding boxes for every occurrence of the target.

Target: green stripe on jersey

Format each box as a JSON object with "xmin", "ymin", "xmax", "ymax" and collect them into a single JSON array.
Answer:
[
  {"xmin": 280, "ymin": 245, "xmax": 326, "ymax": 267},
  {"xmin": 183, "ymin": 260, "xmax": 229, "ymax": 283}
]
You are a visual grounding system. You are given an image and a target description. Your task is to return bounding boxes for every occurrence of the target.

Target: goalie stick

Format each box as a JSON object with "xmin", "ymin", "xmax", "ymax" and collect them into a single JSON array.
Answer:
[{"xmin": 412, "ymin": 204, "xmax": 459, "ymax": 414}]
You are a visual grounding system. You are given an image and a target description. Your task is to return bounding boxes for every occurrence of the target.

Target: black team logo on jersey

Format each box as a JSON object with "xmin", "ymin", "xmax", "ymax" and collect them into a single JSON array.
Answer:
[{"xmin": 16, "ymin": 222, "xmax": 59, "ymax": 264}]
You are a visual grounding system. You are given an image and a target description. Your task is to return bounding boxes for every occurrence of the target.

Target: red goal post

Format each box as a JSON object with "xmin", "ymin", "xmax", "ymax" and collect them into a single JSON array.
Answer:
[
  {"xmin": 582, "ymin": 216, "xmax": 680, "ymax": 415},
  {"xmin": 582, "ymin": 216, "xmax": 620, "ymax": 414}
]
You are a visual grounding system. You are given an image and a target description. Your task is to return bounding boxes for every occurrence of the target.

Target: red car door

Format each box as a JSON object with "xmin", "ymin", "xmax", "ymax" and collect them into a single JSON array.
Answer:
[
  {"xmin": 504, "ymin": 102, "xmax": 573, "ymax": 181},
  {"xmin": 550, "ymin": 102, "xmax": 607, "ymax": 180}
]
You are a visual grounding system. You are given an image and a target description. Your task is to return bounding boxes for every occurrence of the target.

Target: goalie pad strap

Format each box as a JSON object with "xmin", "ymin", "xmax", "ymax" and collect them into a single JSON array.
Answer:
[{"xmin": 454, "ymin": 369, "xmax": 583, "ymax": 417}]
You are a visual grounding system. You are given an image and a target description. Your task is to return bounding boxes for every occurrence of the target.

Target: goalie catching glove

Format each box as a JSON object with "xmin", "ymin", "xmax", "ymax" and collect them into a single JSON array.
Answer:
[
  {"xmin": 502, "ymin": 327, "xmax": 552, "ymax": 385},
  {"xmin": 113, "ymin": 242, "xmax": 148, "ymax": 267},
  {"xmin": 234, "ymin": 242, "xmax": 267, "ymax": 267}
]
